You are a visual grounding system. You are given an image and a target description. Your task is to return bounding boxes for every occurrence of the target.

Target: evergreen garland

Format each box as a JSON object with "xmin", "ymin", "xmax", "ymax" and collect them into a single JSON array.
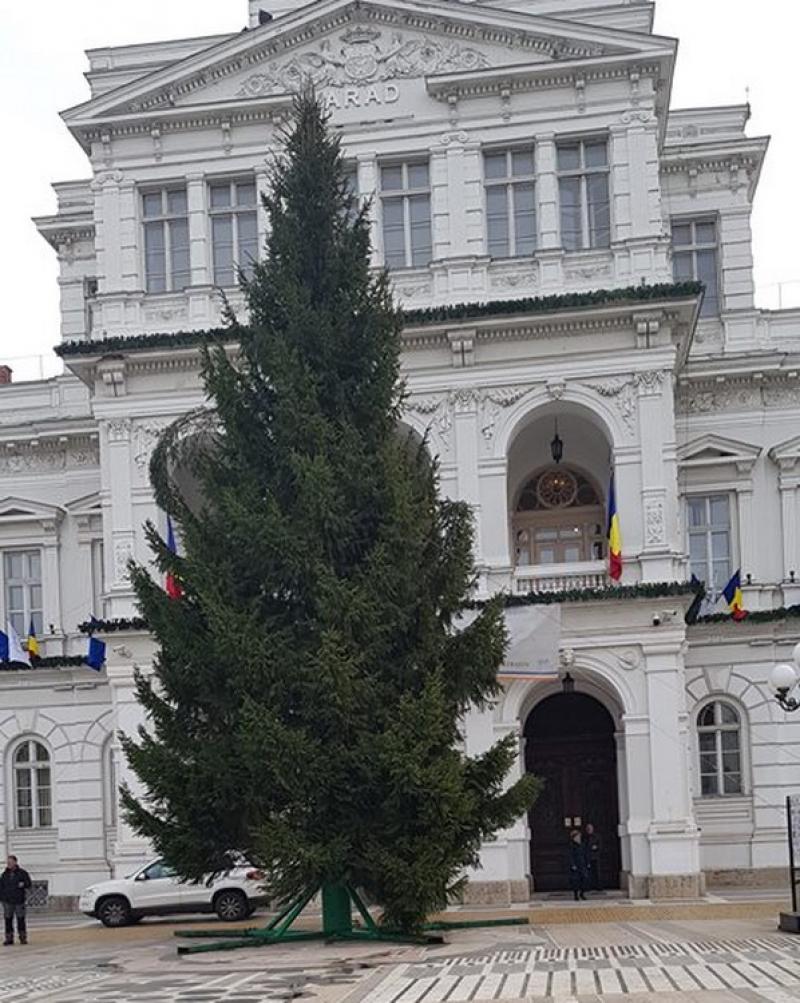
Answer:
[
  {"xmin": 55, "ymin": 281, "xmax": 703, "ymax": 358},
  {"xmin": 0, "ymin": 655, "xmax": 88, "ymax": 671}
]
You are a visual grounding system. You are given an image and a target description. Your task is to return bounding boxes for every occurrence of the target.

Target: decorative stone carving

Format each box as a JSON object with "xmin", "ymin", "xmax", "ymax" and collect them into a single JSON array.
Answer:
[
  {"xmin": 68, "ymin": 444, "xmax": 100, "ymax": 468},
  {"xmin": 490, "ymin": 267, "xmax": 539, "ymax": 290},
  {"xmin": 635, "ymin": 370, "xmax": 665, "ymax": 397},
  {"xmin": 545, "ymin": 380, "xmax": 567, "ymax": 401},
  {"xmin": 584, "ymin": 378, "xmax": 637, "ymax": 434},
  {"xmin": 644, "ymin": 497, "xmax": 666, "ymax": 546},
  {"xmin": 404, "ymin": 395, "xmax": 453, "ymax": 453},
  {"xmin": 617, "ymin": 648, "xmax": 641, "ymax": 671},
  {"xmin": 112, "ymin": 538, "xmax": 134, "ymax": 584},
  {"xmin": 564, "ymin": 263, "xmax": 612, "ymax": 280},
  {"xmin": 133, "ymin": 420, "xmax": 171, "ymax": 473},
  {"xmin": 479, "ymin": 386, "xmax": 531, "ymax": 443},
  {"xmin": 0, "ymin": 449, "xmax": 65, "ymax": 474},
  {"xmin": 439, "ymin": 131, "xmax": 469, "ymax": 146},
  {"xmin": 236, "ymin": 29, "xmax": 489, "ymax": 96},
  {"xmin": 106, "ymin": 419, "xmax": 132, "ymax": 443},
  {"xmin": 142, "ymin": 304, "xmax": 188, "ymax": 324},
  {"xmin": 675, "ymin": 377, "xmax": 800, "ymax": 415},
  {"xmin": 559, "ymin": 647, "xmax": 575, "ymax": 669}
]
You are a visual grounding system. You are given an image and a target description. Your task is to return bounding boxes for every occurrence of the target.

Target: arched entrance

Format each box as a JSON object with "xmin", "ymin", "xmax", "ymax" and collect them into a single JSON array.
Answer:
[{"xmin": 525, "ymin": 692, "xmax": 621, "ymax": 891}]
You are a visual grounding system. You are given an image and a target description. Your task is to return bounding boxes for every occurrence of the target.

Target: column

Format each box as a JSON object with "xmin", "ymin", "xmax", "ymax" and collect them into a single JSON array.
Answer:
[
  {"xmin": 41, "ymin": 519, "xmax": 64, "ymax": 648},
  {"xmin": 430, "ymin": 148, "xmax": 450, "ymax": 261},
  {"xmin": 777, "ymin": 463, "xmax": 800, "ymax": 605},
  {"xmin": 118, "ymin": 179, "xmax": 137, "ymax": 292},
  {"xmin": 453, "ymin": 392, "xmax": 481, "ymax": 547},
  {"xmin": 479, "ymin": 458, "xmax": 512, "ymax": 592},
  {"xmin": 356, "ymin": 154, "xmax": 380, "ymax": 269},
  {"xmin": 636, "ymin": 368, "xmax": 680, "ymax": 581},
  {"xmin": 735, "ymin": 483, "xmax": 757, "ymax": 583},
  {"xmin": 621, "ymin": 714, "xmax": 653, "ymax": 897},
  {"xmin": 461, "ymin": 142, "xmax": 485, "ymax": 257},
  {"xmin": 535, "ymin": 135, "xmax": 558, "ymax": 250},
  {"xmin": 609, "ymin": 125, "xmax": 632, "ymax": 244},
  {"xmin": 643, "ymin": 640, "xmax": 701, "ymax": 897},
  {"xmin": 107, "ymin": 645, "xmax": 153, "ymax": 873},
  {"xmin": 186, "ymin": 173, "xmax": 209, "ymax": 287},
  {"xmin": 101, "ymin": 418, "xmax": 137, "ymax": 619}
]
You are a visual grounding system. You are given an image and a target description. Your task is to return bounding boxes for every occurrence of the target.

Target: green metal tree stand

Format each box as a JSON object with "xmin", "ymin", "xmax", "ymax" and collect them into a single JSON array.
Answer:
[{"xmin": 175, "ymin": 883, "xmax": 529, "ymax": 955}]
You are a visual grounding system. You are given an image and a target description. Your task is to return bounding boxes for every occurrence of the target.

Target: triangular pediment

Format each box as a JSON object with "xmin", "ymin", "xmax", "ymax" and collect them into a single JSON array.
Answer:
[
  {"xmin": 678, "ymin": 434, "xmax": 761, "ymax": 471},
  {"xmin": 0, "ymin": 496, "xmax": 65, "ymax": 522},
  {"xmin": 63, "ymin": 0, "xmax": 673, "ymax": 125},
  {"xmin": 769, "ymin": 435, "xmax": 800, "ymax": 465}
]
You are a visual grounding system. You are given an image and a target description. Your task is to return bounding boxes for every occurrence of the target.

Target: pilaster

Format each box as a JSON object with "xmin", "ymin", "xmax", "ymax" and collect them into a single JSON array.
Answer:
[
  {"xmin": 356, "ymin": 154, "xmax": 380, "ymax": 269},
  {"xmin": 186, "ymin": 173, "xmax": 209, "ymax": 287}
]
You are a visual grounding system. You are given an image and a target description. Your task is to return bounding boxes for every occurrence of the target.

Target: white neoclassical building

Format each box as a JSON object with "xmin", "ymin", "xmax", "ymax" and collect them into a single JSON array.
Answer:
[{"xmin": 1, "ymin": 0, "xmax": 798, "ymax": 907}]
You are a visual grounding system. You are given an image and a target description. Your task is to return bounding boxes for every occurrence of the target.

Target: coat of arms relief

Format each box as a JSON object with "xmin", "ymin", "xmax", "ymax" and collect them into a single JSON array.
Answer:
[{"xmin": 237, "ymin": 26, "xmax": 489, "ymax": 97}]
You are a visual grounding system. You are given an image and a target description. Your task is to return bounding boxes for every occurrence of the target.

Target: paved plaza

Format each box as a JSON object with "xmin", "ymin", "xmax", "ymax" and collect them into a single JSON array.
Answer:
[{"xmin": 0, "ymin": 898, "xmax": 798, "ymax": 1002}]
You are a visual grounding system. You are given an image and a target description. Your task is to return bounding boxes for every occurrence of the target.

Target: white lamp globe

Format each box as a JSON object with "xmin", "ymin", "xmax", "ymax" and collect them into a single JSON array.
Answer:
[
  {"xmin": 793, "ymin": 640, "xmax": 800, "ymax": 670},
  {"xmin": 770, "ymin": 662, "xmax": 798, "ymax": 695}
]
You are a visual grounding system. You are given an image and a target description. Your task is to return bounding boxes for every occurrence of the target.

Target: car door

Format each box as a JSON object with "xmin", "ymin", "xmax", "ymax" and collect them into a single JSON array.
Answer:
[
  {"xmin": 179, "ymin": 873, "xmax": 215, "ymax": 913},
  {"xmin": 130, "ymin": 859, "xmax": 185, "ymax": 914}
]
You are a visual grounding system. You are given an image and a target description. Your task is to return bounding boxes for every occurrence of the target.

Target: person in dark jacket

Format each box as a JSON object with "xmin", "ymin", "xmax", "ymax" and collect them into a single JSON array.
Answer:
[
  {"xmin": 1, "ymin": 855, "xmax": 32, "ymax": 945},
  {"xmin": 568, "ymin": 830, "xmax": 588, "ymax": 901},
  {"xmin": 584, "ymin": 823, "xmax": 602, "ymax": 892}
]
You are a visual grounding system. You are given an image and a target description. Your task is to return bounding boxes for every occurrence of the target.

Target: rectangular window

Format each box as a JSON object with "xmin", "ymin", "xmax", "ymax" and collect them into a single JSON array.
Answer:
[
  {"xmin": 142, "ymin": 188, "xmax": 190, "ymax": 293},
  {"xmin": 209, "ymin": 179, "xmax": 259, "ymax": 287},
  {"xmin": 557, "ymin": 138, "xmax": 610, "ymax": 251},
  {"xmin": 3, "ymin": 550, "xmax": 43, "ymax": 638},
  {"xmin": 343, "ymin": 164, "xmax": 359, "ymax": 224},
  {"xmin": 483, "ymin": 148, "xmax": 536, "ymax": 258},
  {"xmin": 687, "ymin": 494, "xmax": 732, "ymax": 593},
  {"xmin": 380, "ymin": 161, "xmax": 432, "ymax": 269},
  {"xmin": 671, "ymin": 217, "xmax": 720, "ymax": 317},
  {"xmin": 91, "ymin": 539, "xmax": 105, "ymax": 619}
]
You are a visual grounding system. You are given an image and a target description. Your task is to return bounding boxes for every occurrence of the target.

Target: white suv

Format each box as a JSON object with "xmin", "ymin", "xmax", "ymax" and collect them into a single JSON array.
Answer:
[{"xmin": 79, "ymin": 858, "xmax": 269, "ymax": 927}]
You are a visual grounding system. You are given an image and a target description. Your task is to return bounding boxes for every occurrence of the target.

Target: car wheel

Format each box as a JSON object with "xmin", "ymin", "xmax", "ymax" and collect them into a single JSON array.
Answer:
[
  {"xmin": 98, "ymin": 896, "xmax": 132, "ymax": 928},
  {"xmin": 214, "ymin": 889, "xmax": 248, "ymax": 922}
]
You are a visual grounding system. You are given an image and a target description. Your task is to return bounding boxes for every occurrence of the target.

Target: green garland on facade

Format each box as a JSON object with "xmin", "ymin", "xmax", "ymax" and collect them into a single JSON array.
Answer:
[
  {"xmin": 0, "ymin": 655, "xmax": 88, "ymax": 671},
  {"xmin": 56, "ymin": 281, "xmax": 703, "ymax": 359},
  {"xmin": 467, "ymin": 580, "xmax": 700, "ymax": 610},
  {"xmin": 78, "ymin": 617, "xmax": 147, "ymax": 634},
  {"xmin": 690, "ymin": 604, "xmax": 800, "ymax": 626}
]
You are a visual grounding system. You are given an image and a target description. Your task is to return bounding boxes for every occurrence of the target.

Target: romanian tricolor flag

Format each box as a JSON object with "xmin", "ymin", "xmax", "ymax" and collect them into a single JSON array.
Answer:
[
  {"xmin": 607, "ymin": 473, "xmax": 622, "ymax": 581},
  {"xmin": 165, "ymin": 516, "xmax": 183, "ymax": 600},
  {"xmin": 27, "ymin": 619, "xmax": 40, "ymax": 659},
  {"xmin": 722, "ymin": 569, "xmax": 747, "ymax": 621}
]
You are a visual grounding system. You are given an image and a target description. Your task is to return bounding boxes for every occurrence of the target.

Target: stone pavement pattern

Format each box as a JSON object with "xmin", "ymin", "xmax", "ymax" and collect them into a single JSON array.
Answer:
[{"xmin": 0, "ymin": 909, "xmax": 798, "ymax": 1002}]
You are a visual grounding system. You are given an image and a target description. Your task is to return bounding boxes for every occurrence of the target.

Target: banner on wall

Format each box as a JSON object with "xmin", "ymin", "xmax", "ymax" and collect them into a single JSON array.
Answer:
[{"xmin": 455, "ymin": 604, "xmax": 562, "ymax": 681}]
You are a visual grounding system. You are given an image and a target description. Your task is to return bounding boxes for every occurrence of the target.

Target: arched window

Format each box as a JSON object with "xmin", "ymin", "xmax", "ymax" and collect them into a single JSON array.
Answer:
[
  {"xmin": 513, "ymin": 466, "xmax": 605, "ymax": 566},
  {"xmin": 696, "ymin": 701, "xmax": 743, "ymax": 796},
  {"xmin": 12, "ymin": 739, "xmax": 52, "ymax": 829}
]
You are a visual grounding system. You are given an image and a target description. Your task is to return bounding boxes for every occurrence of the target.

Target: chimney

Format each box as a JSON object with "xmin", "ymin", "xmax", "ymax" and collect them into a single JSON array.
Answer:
[{"xmin": 0, "ymin": 366, "xmax": 12, "ymax": 385}]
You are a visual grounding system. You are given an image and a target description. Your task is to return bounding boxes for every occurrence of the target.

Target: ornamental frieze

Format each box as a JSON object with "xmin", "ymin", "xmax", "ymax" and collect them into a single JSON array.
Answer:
[
  {"xmin": 236, "ymin": 28, "xmax": 489, "ymax": 97},
  {"xmin": 676, "ymin": 378, "xmax": 800, "ymax": 415}
]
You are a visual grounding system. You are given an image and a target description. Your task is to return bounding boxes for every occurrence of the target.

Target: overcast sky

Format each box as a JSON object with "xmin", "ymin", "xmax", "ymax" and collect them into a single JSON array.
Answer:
[{"xmin": 2, "ymin": 1, "xmax": 797, "ymax": 381}]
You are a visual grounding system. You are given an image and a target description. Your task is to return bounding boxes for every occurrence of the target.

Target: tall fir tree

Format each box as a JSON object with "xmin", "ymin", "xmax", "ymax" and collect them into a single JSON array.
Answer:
[{"xmin": 122, "ymin": 91, "xmax": 540, "ymax": 932}]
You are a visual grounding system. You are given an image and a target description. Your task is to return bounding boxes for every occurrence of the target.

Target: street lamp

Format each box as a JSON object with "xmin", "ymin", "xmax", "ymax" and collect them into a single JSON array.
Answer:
[{"xmin": 769, "ymin": 642, "xmax": 800, "ymax": 712}]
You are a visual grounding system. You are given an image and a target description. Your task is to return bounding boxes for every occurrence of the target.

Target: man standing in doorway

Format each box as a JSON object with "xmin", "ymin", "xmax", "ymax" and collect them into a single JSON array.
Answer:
[
  {"xmin": 584, "ymin": 823, "xmax": 602, "ymax": 892},
  {"xmin": 1, "ymin": 855, "xmax": 32, "ymax": 945}
]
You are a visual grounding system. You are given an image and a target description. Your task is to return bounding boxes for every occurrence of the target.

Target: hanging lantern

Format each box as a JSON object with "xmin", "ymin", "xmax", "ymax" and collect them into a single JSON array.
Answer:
[{"xmin": 550, "ymin": 419, "xmax": 564, "ymax": 464}]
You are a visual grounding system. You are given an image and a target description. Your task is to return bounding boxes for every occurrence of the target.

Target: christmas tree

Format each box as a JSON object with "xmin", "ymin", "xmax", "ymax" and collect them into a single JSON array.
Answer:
[{"xmin": 122, "ymin": 91, "xmax": 539, "ymax": 933}]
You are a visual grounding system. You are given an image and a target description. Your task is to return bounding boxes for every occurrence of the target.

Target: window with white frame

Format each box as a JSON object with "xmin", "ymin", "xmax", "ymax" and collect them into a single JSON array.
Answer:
[
  {"xmin": 142, "ymin": 188, "xmax": 190, "ymax": 293},
  {"xmin": 380, "ymin": 161, "xmax": 432, "ymax": 269},
  {"xmin": 483, "ymin": 148, "xmax": 537, "ymax": 258},
  {"xmin": 697, "ymin": 700, "xmax": 743, "ymax": 796},
  {"xmin": 13, "ymin": 739, "xmax": 52, "ymax": 828},
  {"xmin": 342, "ymin": 164, "xmax": 359, "ymax": 224},
  {"xmin": 557, "ymin": 138, "xmax": 611, "ymax": 251},
  {"xmin": 209, "ymin": 179, "xmax": 259, "ymax": 286},
  {"xmin": 687, "ymin": 494, "xmax": 732, "ymax": 593},
  {"xmin": 3, "ymin": 550, "xmax": 42, "ymax": 638},
  {"xmin": 671, "ymin": 218, "xmax": 720, "ymax": 317}
]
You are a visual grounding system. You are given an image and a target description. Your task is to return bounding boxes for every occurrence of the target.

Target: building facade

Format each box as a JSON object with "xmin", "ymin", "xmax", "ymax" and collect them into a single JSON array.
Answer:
[{"xmin": 1, "ymin": 0, "xmax": 798, "ymax": 906}]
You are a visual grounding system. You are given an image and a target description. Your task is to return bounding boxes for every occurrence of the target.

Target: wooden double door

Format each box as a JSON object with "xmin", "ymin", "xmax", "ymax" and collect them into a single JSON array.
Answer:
[{"xmin": 525, "ymin": 693, "xmax": 621, "ymax": 892}]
